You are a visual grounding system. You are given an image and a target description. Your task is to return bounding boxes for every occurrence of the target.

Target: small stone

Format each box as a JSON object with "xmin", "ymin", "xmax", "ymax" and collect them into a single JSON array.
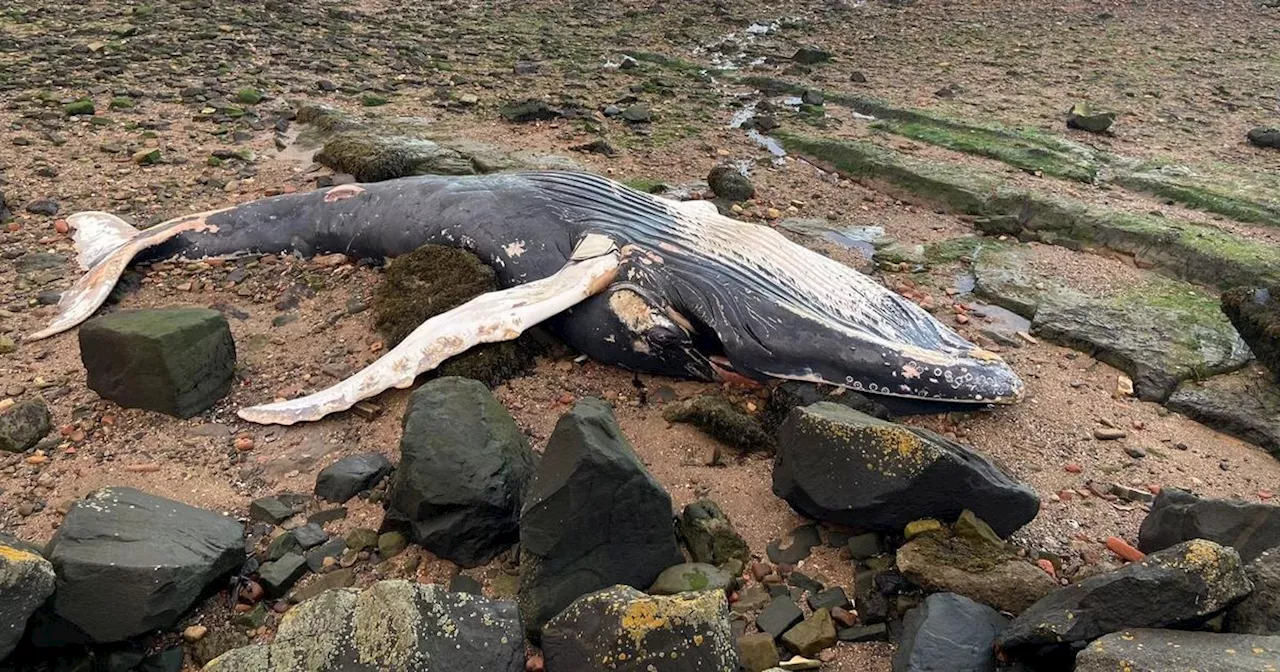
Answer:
[
  {"xmin": 0, "ymin": 399, "xmax": 52, "ymax": 453},
  {"xmin": 620, "ymin": 104, "xmax": 651, "ymax": 123},
  {"xmin": 849, "ymin": 71, "xmax": 868, "ymax": 83},
  {"xmin": 904, "ymin": 519, "xmax": 943, "ymax": 539},
  {"xmin": 757, "ymin": 597, "xmax": 804, "ymax": 639},
  {"xmin": 838, "ymin": 622, "xmax": 888, "ymax": 642},
  {"xmin": 808, "ymin": 587, "xmax": 850, "ymax": 611},
  {"xmin": 791, "ymin": 47, "xmax": 832, "ymax": 65},
  {"xmin": 800, "ymin": 90, "xmax": 824, "ymax": 106},
  {"xmin": 648, "ymin": 562, "xmax": 733, "ymax": 595},
  {"xmin": 303, "ymin": 538, "xmax": 346, "ymax": 573},
  {"xmin": 132, "ymin": 148, "xmax": 161, "ymax": 166},
  {"xmin": 1066, "ymin": 102, "xmax": 1117, "ymax": 133},
  {"xmin": 1248, "ymin": 127, "xmax": 1280, "ymax": 150},
  {"xmin": 64, "ymin": 99, "xmax": 95, "ymax": 116},
  {"xmin": 1093, "ymin": 427, "xmax": 1128, "ymax": 440},
  {"xmin": 377, "ymin": 531, "xmax": 407, "ymax": 559},
  {"xmin": 738, "ymin": 632, "xmax": 780, "ymax": 672},
  {"xmin": 846, "ymin": 532, "xmax": 884, "ymax": 560},
  {"xmin": 345, "ymin": 528, "xmax": 378, "ymax": 552},
  {"xmin": 257, "ymin": 553, "xmax": 308, "ymax": 598},
  {"xmin": 315, "ymin": 452, "xmax": 393, "ymax": 503},
  {"xmin": 182, "ymin": 625, "xmax": 208, "ymax": 643},
  {"xmin": 1124, "ymin": 446, "xmax": 1146, "ymax": 458},
  {"xmin": 707, "ymin": 165, "xmax": 755, "ymax": 202},
  {"xmin": 249, "ymin": 496, "xmax": 305, "ymax": 526}
]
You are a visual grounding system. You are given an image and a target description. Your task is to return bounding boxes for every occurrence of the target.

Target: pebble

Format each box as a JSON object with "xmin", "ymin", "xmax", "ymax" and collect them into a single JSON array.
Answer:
[
  {"xmin": 1123, "ymin": 446, "xmax": 1146, "ymax": 458},
  {"xmin": 234, "ymin": 437, "xmax": 255, "ymax": 452},
  {"xmin": 1064, "ymin": 463, "xmax": 1083, "ymax": 473},
  {"xmin": 182, "ymin": 625, "xmax": 208, "ymax": 642},
  {"xmin": 1093, "ymin": 427, "xmax": 1128, "ymax": 440}
]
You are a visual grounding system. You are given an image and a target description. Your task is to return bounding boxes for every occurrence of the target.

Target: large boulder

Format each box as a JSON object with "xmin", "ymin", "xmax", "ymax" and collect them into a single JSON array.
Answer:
[
  {"xmin": 1075, "ymin": 629, "xmax": 1280, "ymax": 672},
  {"xmin": 892, "ymin": 592, "xmax": 1008, "ymax": 672},
  {"xmin": 383, "ymin": 377, "xmax": 535, "ymax": 568},
  {"xmin": 1, "ymin": 533, "xmax": 55, "ymax": 660},
  {"xmin": 773, "ymin": 403, "xmax": 1038, "ymax": 537},
  {"xmin": 1222, "ymin": 286, "xmax": 1279, "ymax": 379},
  {"xmin": 79, "ymin": 308, "xmax": 236, "ymax": 418},
  {"xmin": 895, "ymin": 528, "xmax": 1057, "ymax": 614},
  {"xmin": 677, "ymin": 499, "xmax": 750, "ymax": 567},
  {"xmin": 518, "ymin": 398, "xmax": 684, "ymax": 638},
  {"xmin": 205, "ymin": 580, "xmax": 523, "ymax": 671},
  {"xmin": 760, "ymin": 381, "xmax": 889, "ymax": 435},
  {"xmin": 314, "ymin": 453, "xmax": 393, "ymax": 504},
  {"xmin": 996, "ymin": 540, "xmax": 1253, "ymax": 659},
  {"xmin": 1138, "ymin": 488, "xmax": 1280, "ymax": 563},
  {"xmin": 0, "ymin": 399, "xmax": 51, "ymax": 453},
  {"xmin": 541, "ymin": 585, "xmax": 738, "ymax": 672},
  {"xmin": 1227, "ymin": 548, "xmax": 1280, "ymax": 635},
  {"xmin": 45, "ymin": 487, "xmax": 245, "ymax": 643}
]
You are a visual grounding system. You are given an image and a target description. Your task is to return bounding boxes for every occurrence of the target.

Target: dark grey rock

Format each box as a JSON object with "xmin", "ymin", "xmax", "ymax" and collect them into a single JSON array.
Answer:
[
  {"xmin": 1075, "ymin": 629, "xmax": 1280, "ymax": 672},
  {"xmin": 1227, "ymin": 548, "xmax": 1280, "ymax": 635},
  {"xmin": 292, "ymin": 523, "xmax": 327, "ymax": 550},
  {"xmin": 519, "ymin": 398, "xmax": 682, "ymax": 638},
  {"xmin": 808, "ymin": 587, "xmax": 850, "ymax": 611},
  {"xmin": 500, "ymin": 99, "xmax": 562, "ymax": 123},
  {"xmin": 847, "ymin": 532, "xmax": 885, "ymax": 561},
  {"xmin": 763, "ymin": 382, "xmax": 887, "ymax": 432},
  {"xmin": 839, "ymin": 623, "xmax": 887, "ymax": 642},
  {"xmin": 893, "ymin": 592, "xmax": 1007, "ymax": 672},
  {"xmin": 303, "ymin": 538, "xmax": 346, "ymax": 573},
  {"xmin": 79, "ymin": 308, "xmax": 236, "ymax": 418},
  {"xmin": 1223, "ymin": 286, "xmax": 1279, "ymax": 380},
  {"xmin": 266, "ymin": 531, "xmax": 301, "ymax": 561},
  {"xmin": 757, "ymin": 597, "xmax": 804, "ymax": 639},
  {"xmin": 787, "ymin": 570, "xmax": 823, "ymax": 595},
  {"xmin": 620, "ymin": 104, "xmax": 651, "ymax": 123},
  {"xmin": 996, "ymin": 540, "xmax": 1253, "ymax": 656},
  {"xmin": 258, "ymin": 553, "xmax": 308, "ymax": 598},
  {"xmin": 791, "ymin": 47, "xmax": 833, "ymax": 64},
  {"xmin": 138, "ymin": 646, "xmax": 184, "ymax": 672},
  {"xmin": 677, "ymin": 499, "xmax": 750, "ymax": 567},
  {"xmin": 1247, "ymin": 127, "xmax": 1280, "ymax": 150},
  {"xmin": 24, "ymin": 199, "xmax": 58, "ymax": 216},
  {"xmin": 1, "ymin": 532, "xmax": 56, "ymax": 660},
  {"xmin": 203, "ymin": 581, "xmax": 524, "ymax": 671},
  {"xmin": 542, "ymin": 585, "xmax": 738, "ymax": 671},
  {"xmin": 449, "ymin": 574, "xmax": 483, "ymax": 595},
  {"xmin": 384, "ymin": 377, "xmax": 534, "ymax": 568},
  {"xmin": 314, "ymin": 453, "xmax": 393, "ymax": 503},
  {"xmin": 766, "ymin": 525, "xmax": 822, "ymax": 564},
  {"xmin": 707, "ymin": 165, "xmax": 755, "ymax": 202},
  {"xmin": 248, "ymin": 494, "xmax": 305, "ymax": 525},
  {"xmin": 46, "ymin": 487, "xmax": 245, "ymax": 643},
  {"xmin": 773, "ymin": 403, "xmax": 1038, "ymax": 537},
  {"xmin": 0, "ymin": 398, "xmax": 52, "ymax": 453},
  {"xmin": 1167, "ymin": 370, "xmax": 1280, "ymax": 456},
  {"xmin": 1138, "ymin": 487, "xmax": 1280, "ymax": 563}
]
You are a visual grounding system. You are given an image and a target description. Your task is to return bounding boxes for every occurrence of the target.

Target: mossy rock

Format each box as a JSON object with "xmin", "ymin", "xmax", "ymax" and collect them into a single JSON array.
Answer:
[
  {"xmin": 372, "ymin": 245, "xmax": 536, "ymax": 387},
  {"xmin": 314, "ymin": 133, "xmax": 475, "ymax": 182},
  {"xmin": 236, "ymin": 88, "xmax": 263, "ymax": 105},
  {"xmin": 662, "ymin": 394, "xmax": 774, "ymax": 453},
  {"xmin": 64, "ymin": 99, "xmax": 95, "ymax": 116}
]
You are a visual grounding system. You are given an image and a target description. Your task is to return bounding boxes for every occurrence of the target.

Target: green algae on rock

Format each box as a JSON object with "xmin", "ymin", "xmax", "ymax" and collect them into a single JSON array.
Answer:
[{"xmin": 663, "ymin": 394, "xmax": 775, "ymax": 453}]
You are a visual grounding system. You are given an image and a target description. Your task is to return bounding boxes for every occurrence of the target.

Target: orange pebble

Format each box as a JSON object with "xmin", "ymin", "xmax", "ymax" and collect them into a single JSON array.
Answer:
[{"xmin": 1106, "ymin": 536, "xmax": 1145, "ymax": 563}]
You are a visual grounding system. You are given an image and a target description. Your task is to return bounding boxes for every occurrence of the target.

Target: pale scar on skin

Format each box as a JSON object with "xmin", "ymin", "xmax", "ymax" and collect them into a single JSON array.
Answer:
[{"xmin": 323, "ymin": 184, "xmax": 367, "ymax": 203}]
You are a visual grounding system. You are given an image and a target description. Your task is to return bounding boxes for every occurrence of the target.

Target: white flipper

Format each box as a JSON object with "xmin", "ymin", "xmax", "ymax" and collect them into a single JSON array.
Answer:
[
  {"xmin": 237, "ymin": 237, "xmax": 621, "ymax": 426},
  {"xmin": 27, "ymin": 208, "xmax": 230, "ymax": 341},
  {"xmin": 69, "ymin": 212, "xmax": 140, "ymax": 270}
]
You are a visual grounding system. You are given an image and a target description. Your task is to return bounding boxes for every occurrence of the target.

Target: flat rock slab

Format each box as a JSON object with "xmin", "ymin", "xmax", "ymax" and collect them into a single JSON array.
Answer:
[
  {"xmin": 205, "ymin": 580, "xmax": 524, "ymax": 671},
  {"xmin": 1075, "ymin": 629, "xmax": 1280, "ymax": 672},
  {"xmin": 996, "ymin": 540, "xmax": 1252, "ymax": 657},
  {"xmin": 1034, "ymin": 291, "xmax": 1252, "ymax": 402},
  {"xmin": 79, "ymin": 307, "xmax": 236, "ymax": 418},
  {"xmin": 384, "ymin": 377, "xmax": 534, "ymax": 568},
  {"xmin": 518, "ymin": 398, "xmax": 683, "ymax": 638},
  {"xmin": 974, "ymin": 246, "xmax": 1253, "ymax": 401},
  {"xmin": 893, "ymin": 592, "xmax": 1008, "ymax": 672},
  {"xmin": 0, "ymin": 398, "xmax": 51, "ymax": 453},
  {"xmin": 542, "ymin": 585, "xmax": 738, "ymax": 672},
  {"xmin": 773, "ymin": 403, "xmax": 1038, "ymax": 537},
  {"xmin": 1139, "ymin": 487, "xmax": 1280, "ymax": 564},
  {"xmin": 1, "ymin": 532, "xmax": 56, "ymax": 660},
  {"xmin": 1167, "ymin": 368, "xmax": 1280, "ymax": 456},
  {"xmin": 46, "ymin": 487, "xmax": 245, "ymax": 643}
]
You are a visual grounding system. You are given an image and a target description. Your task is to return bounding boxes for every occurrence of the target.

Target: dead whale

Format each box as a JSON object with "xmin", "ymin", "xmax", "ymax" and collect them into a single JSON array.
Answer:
[{"xmin": 30, "ymin": 170, "xmax": 1023, "ymax": 425}]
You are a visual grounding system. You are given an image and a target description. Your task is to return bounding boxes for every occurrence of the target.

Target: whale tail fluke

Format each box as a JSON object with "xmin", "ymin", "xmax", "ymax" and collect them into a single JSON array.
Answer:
[
  {"xmin": 69, "ymin": 211, "xmax": 140, "ymax": 270},
  {"xmin": 27, "ymin": 211, "xmax": 149, "ymax": 341}
]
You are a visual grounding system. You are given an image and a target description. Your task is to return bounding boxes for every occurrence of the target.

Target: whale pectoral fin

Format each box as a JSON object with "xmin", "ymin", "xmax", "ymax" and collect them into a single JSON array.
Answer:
[{"xmin": 237, "ymin": 239, "xmax": 621, "ymax": 426}]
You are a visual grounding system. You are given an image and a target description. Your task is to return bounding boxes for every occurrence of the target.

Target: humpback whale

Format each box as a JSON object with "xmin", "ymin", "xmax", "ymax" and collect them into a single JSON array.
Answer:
[{"xmin": 29, "ymin": 171, "xmax": 1023, "ymax": 425}]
